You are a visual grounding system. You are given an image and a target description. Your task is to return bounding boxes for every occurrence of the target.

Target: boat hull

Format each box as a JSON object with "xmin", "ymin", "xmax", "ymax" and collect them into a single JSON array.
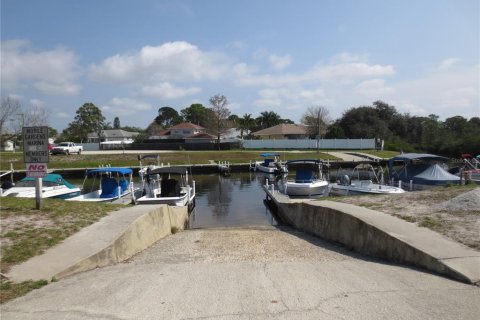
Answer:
[
  {"xmin": 284, "ymin": 180, "xmax": 329, "ymax": 196},
  {"xmin": 329, "ymin": 181, "xmax": 405, "ymax": 196},
  {"xmin": 67, "ymin": 189, "xmax": 131, "ymax": 202},
  {"xmin": 1, "ymin": 186, "xmax": 81, "ymax": 199},
  {"xmin": 136, "ymin": 186, "xmax": 195, "ymax": 209}
]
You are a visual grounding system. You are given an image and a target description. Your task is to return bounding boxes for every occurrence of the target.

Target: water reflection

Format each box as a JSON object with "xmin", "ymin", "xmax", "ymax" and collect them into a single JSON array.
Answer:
[{"xmin": 190, "ymin": 172, "xmax": 277, "ymax": 229}]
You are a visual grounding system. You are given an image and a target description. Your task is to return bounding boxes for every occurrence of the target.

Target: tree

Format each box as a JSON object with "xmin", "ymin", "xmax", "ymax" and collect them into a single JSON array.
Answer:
[
  {"xmin": 0, "ymin": 97, "xmax": 22, "ymax": 145},
  {"xmin": 256, "ymin": 111, "xmax": 281, "ymax": 129},
  {"xmin": 1, "ymin": 97, "xmax": 51, "ymax": 146},
  {"xmin": 300, "ymin": 106, "xmax": 330, "ymax": 138},
  {"xmin": 155, "ymin": 106, "xmax": 182, "ymax": 128},
  {"xmin": 62, "ymin": 103, "xmax": 106, "ymax": 143},
  {"xmin": 301, "ymin": 105, "xmax": 331, "ymax": 153},
  {"xmin": 238, "ymin": 113, "xmax": 256, "ymax": 139},
  {"xmin": 181, "ymin": 103, "xmax": 210, "ymax": 127},
  {"xmin": 209, "ymin": 94, "xmax": 231, "ymax": 145},
  {"xmin": 113, "ymin": 117, "xmax": 121, "ymax": 129}
]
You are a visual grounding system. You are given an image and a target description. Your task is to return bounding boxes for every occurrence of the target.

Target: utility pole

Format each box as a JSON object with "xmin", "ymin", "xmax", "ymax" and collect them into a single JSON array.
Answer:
[{"xmin": 316, "ymin": 109, "xmax": 320, "ymax": 154}]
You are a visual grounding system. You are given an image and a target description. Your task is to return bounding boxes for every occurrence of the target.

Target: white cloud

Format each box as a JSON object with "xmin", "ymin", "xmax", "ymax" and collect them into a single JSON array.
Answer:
[
  {"xmin": 354, "ymin": 79, "xmax": 394, "ymax": 97},
  {"xmin": 141, "ymin": 82, "xmax": 201, "ymax": 99},
  {"xmin": 89, "ymin": 41, "xmax": 229, "ymax": 84},
  {"xmin": 268, "ymin": 54, "xmax": 292, "ymax": 71},
  {"xmin": 390, "ymin": 63, "xmax": 479, "ymax": 117},
  {"xmin": 102, "ymin": 98, "xmax": 153, "ymax": 116},
  {"xmin": 29, "ymin": 99, "xmax": 45, "ymax": 107},
  {"xmin": 1, "ymin": 40, "xmax": 82, "ymax": 95},
  {"xmin": 439, "ymin": 58, "xmax": 461, "ymax": 70}
]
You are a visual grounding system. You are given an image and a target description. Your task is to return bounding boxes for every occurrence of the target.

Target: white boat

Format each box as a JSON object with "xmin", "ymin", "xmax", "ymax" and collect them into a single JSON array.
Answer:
[
  {"xmin": 67, "ymin": 167, "xmax": 134, "ymax": 202},
  {"xmin": 0, "ymin": 173, "xmax": 81, "ymax": 199},
  {"xmin": 329, "ymin": 163, "xmax": 405, "ymax": 196},
  {"xmin": 137, "ymin": 154, "xmax": 162, "ymax": 182},
  {"xmin": 135, "ymin": 167, "xmax": 195, "ymax": 209},
  {"xmin": 251, "ymin": 153, "xmax": 287, "ymax": 175},
  {"xmin": 282, "ymin": 160, "xmax": 329, "ymax": 197}
]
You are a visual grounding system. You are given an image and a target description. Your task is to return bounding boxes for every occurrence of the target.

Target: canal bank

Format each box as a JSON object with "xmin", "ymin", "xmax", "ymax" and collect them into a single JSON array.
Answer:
[{"xmin": 263, "ymin": 184, "xmax": 480, "ymax": 284}]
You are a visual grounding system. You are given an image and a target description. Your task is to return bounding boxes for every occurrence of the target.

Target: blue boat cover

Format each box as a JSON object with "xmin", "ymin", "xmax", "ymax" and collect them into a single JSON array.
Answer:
[
  {"xmin": 86, "ymin": 167, "xmax": 133, "ymax": 175},
  {"xmin": 100, "ymin": 178, "xmax": 120, "ymax": 198},
  {"xmin": 295, "ymin": 168, "xmax": 314, "ymax": 183},
  {"xmin": 260, "ymin": 153, "xmax": 280, "ymax": 157}
]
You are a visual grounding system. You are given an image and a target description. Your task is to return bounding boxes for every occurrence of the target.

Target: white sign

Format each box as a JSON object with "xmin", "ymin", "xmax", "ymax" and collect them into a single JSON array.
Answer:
[
  {"xmin": 26, "ymin": 163, "xmax": 48, "ymax": 178},
  {"xmin": 23, "ymin": 126, "xmax": 49, "ymax": 163}
]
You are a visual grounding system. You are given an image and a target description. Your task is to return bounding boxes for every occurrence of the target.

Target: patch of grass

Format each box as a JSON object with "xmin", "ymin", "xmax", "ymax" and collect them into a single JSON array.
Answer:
[
  {"xmin": 418, "ymin": 216, "xmax": 444, "ymax": 232},
  {"xmin": 0, "ymin": 197, "xmax": 124, "ymax": 274},
  {"xmin": 392, "ymin": 214, "xmax": 417, "ymax": 223},
  {"xmin": 0, "ymin": 279, "xmax": 49, "ymax": 304},
  {"xmin": 0, "ymin": 150, "xmax": 340, "ymax": 170}
]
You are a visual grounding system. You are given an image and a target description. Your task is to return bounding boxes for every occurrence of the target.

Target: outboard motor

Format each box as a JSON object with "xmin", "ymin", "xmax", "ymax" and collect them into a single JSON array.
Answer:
[
  {"xmin": 340, "ymin": 175, "xmax": 350, "ymax": 186},
  {"xmin": 1, "ymin": 181, "xmax": 14, "ymax": 190}
]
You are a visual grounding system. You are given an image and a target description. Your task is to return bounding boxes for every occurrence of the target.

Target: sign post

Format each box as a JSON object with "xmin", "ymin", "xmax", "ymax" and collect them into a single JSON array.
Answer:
[{"xmin": 23, "ymin": 126, "xmax": 49, "ymax": 209}]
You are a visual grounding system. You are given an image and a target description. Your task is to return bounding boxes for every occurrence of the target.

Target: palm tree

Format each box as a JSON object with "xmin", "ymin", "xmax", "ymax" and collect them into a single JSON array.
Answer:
[
  {"xmin": 238, "ymin": 113, "xmax": 255, "ymax": 138},
  {"xmin": 257, "ymin": 111, "xmax": 281, "ymax": 129}
]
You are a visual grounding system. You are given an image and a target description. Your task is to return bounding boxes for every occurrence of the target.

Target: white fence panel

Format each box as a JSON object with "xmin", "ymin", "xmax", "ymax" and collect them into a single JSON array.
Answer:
[{"xmin": 242, "ymin": 139, "xmax": 375, "ymax": 149}]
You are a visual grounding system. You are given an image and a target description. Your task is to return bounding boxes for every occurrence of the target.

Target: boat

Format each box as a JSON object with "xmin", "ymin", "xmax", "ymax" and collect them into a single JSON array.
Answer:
[
  {"xmin": 0, "ymin": 173, "xmax": 81, "ymax": 199},
  {"xmin": 67, "ymin": 167, "xmax": 134, "ymax": 202},
  {"xmin": 388, "ymin": 153, "xmax": 460, "ymax": 190},
  {"xmin": 135, "ymin": 166, "xmax": 195, "ymax": 209},
  {"xmin": 450, "ymin": 154, "xmax": 480, "ymax": 183},
  {"xmin": 329, "ymin": 163, "xmax": 405, "ymax": 196},
  {"xmin": 282, "ymin": 160, "xmax": 329, "ymax": 196},
  {"xmin": 138, "ymin": 154, "xmax": 163, "ymax": 182},
  {"xmin": 251, "ymin": 153, "xmax": 287, "ymax": 175}
]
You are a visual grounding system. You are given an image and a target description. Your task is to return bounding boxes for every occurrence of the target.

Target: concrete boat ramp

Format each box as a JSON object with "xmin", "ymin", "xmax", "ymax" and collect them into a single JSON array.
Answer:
[
  {"xmin": 2, "ymin": 188, "xmax": 480, "ymax": 319},
  {"xmin": 263, "ymin": 183, "xmax": 480, "ymax": 285}
]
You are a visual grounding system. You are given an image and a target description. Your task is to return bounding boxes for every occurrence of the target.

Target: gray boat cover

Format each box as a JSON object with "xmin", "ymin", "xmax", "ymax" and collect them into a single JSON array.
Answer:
[{"xmin": 404, "ymin": 163, "xmax": 460, "ymax": 185}]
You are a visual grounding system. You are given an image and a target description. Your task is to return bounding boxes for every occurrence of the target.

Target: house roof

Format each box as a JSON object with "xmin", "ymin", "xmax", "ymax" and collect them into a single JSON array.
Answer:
[
  {"xmin": 252, "ymin": 124, "xmax": 307, "ymax": 136},
  {"xmin": 186, "ymin": 132, "xmax": 216, "ymax": 139},
  {"xmin": 88, "ymin": 129, "xmax": 139, "ymax": 139},
  {"xmin": 169, "ymin": 122, "xmax": 205, "ymax": 130}
]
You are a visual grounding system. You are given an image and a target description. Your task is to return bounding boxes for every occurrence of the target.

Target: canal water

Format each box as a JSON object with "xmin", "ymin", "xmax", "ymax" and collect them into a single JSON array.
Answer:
[
  {"xmin": 189, "ymin": 172, "xmax": 278, "ymax": 229},
  {"xmin": 69, "ymin": 172, "xmax": 278, "ymax": 229}
]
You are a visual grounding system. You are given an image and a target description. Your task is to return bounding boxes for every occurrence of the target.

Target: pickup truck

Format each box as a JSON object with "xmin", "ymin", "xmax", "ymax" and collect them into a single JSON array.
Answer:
[{"xmin": 51, "ymin": 142, "xmax": 83, "ymax": 155}]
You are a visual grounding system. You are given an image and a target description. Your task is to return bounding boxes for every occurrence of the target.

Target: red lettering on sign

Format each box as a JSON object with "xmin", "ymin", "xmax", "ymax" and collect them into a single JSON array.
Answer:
[{"xmin": 27, "ymin": 164, "xmax": 46, "ymax": 171}]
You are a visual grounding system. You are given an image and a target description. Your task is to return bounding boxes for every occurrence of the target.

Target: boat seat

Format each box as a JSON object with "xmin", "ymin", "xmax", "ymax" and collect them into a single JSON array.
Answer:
[
  {"xmin": 263, "ymin": 159, "xmax": 274, "ymax": 166},
  {"xmin": 295, "ymin": 168, "xmax": 313, "ymax": 183},
  {"xmin": 161, "ymin": 179, "xmax": 181, "ymax": 197},
  {"xmin": 100, "ymin": 178, "xmax": 119, "ymax": 198},
  {"xmin": 119, "ymin": 179, "xmax": 129, "ymax": 193}
]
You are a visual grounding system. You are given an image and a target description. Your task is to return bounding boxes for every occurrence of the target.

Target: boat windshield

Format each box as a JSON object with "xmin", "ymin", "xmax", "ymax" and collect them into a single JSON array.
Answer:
[{"xmin": 15, "ymin": 180, "xmax": 62, "ymax": 188}]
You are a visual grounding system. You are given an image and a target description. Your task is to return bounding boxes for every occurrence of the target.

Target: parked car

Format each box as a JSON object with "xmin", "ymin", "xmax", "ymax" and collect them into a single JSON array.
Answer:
[{"xmin": 51, "ymin": 142, "xmax": 83, "ymax": 155}]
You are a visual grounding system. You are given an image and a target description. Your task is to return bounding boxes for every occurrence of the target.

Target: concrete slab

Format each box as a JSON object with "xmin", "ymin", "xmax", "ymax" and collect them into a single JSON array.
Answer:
[
  {"xmin": 264, "ymin": 186, "xmax": 480, "ymax": 284},
  {"xmin": 7, "ymin": 204, "xmax": 188, "ymax": 282}
]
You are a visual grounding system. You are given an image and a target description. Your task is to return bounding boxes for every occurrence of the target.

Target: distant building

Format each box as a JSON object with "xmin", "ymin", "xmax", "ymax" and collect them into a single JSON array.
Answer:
[
  {"xmin": 148, "ymin": 122, "xmax": 207, "ymax": 140},
  {"xmin": 87, "ymin": 129, "xmax": 140, "ymax": 143},
  {"xmin": 251, "ymin": 124, "xmax": 308, "ymax": 139}
]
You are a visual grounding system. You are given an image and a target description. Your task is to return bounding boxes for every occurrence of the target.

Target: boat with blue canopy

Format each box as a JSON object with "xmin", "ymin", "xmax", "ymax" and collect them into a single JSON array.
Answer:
[
  {"xmin": 281, "ymin": 159, "xmax": 328, "ymax": 196},
  {"xmin": 251, "ymin": 153, "xmax": 287, "ymax": 175},
  {"xmin": 67, "ymin": 167, "xmax": 134, "ymax": 202}
]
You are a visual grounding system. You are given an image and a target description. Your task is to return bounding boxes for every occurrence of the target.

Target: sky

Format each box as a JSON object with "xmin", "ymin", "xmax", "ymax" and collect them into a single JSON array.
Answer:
[{"xmin": 1, "ymin": 0, "xmax": 479, "ymax": 132}]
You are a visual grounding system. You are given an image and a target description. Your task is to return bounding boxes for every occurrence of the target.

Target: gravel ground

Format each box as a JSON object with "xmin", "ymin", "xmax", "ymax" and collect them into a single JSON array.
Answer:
[
  {"xmin": 329, "ymin": 186, "xmax": 480, "ymax": 250},
  {"xmin": 132, "ymin": 226, "xmax": 359, "ymax": 265}
]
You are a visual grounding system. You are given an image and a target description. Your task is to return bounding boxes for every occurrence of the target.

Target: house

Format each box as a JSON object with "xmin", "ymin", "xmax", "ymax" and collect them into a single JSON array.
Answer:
[
  {"xmin": 251, "ymin": 124, "xmax": 308, "ymax": 139},
  {"xmin": 168, "ymin": 122, "xmax": 206, "ymax": 139},
  {"xmin": 185, "ymin": 132, "xmax": 217, "ymax": 144},
  {"xmin": 148, "ymin": 122, "xmax": 207, "ymax": 140},
  {"xmin": 87, "ymin": 129, "xmax": 140, "ymax": 143}
]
